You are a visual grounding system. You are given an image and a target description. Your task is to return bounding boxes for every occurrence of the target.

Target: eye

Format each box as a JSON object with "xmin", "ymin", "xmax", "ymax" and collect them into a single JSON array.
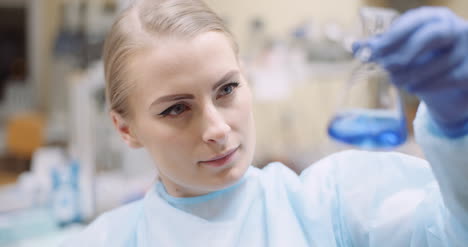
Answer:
[
  {"xmin": 217, "ymin": 82, "xmax": 239, "ymax": 99},
  {"xmin": 159, "ymin": 103, "xmax": 190, "ymax": 117}
]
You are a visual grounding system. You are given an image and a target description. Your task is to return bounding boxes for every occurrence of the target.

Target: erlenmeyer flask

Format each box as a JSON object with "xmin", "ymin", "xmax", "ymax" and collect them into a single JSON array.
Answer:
[{"xmin": 327, "ymin": 7, "xmax": 407, "ymax": 149}]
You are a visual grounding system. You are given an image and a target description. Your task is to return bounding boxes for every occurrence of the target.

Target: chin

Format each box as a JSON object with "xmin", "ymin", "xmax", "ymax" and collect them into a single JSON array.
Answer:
[
  {"xmin": 210, "ymin": 159, "xmax": 250, "ymax": 191},
  {"xmin": 202, "ymin": 143, "xmax": 255, "ymax": 193}
]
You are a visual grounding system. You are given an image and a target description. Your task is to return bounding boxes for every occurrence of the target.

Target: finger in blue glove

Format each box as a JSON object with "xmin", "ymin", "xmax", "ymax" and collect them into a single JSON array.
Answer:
[{"xmin": 353, "ymin": 7, "xmax": 468, "ymax": 138}]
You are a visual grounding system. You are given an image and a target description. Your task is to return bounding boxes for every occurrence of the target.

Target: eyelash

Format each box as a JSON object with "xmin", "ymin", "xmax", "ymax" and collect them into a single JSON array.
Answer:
[
  {"xmin": 158, "ymin": 103, "xmax": 190, "ymax": 117},
  {"xmin": 217, "ymin": 82, "xmax": 240, "ymax": 99},
  {"xmin": 158, "ymin": 82, "xmax": 240, "ymax": 118}
]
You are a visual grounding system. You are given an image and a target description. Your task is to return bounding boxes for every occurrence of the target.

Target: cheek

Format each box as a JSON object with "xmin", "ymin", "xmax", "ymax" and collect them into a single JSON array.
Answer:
[
  {"xmin": 235, "ymin": 88, "xmax": 256, "ymax": 163},
  {"xmin": 241, "ymin": 87, "xmax": 253, "ymax": 115},
  {"xmin": 233, "ymin": 87, "xmax": 254, "ymax": 131},
  {"xmin": 136, "ymin": 120, "xmax": 195, "ymax": 163}
]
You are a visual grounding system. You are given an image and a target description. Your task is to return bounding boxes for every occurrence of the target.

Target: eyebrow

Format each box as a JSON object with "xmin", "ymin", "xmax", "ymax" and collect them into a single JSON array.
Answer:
[{"xmin": 150, "ymin": 70, "xmax": 239, "ymax": 107}]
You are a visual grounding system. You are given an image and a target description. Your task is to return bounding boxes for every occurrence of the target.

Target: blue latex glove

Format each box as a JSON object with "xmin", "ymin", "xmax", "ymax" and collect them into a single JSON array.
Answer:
[{"xmin": 354, "ymin": 7, "xmax": 468, "ymax": 138}]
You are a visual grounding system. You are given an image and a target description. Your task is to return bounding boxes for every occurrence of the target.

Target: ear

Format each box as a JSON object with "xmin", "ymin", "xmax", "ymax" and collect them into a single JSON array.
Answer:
[{"xmin": 110, "ymin": 111, "xmax": 143, "ymax": 148}]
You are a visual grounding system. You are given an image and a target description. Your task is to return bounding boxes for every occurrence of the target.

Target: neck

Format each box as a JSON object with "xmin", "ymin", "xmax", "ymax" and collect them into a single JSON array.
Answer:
[{"xmin": 158, "ymin": 175, "xmax": 208, "ymax": 198}]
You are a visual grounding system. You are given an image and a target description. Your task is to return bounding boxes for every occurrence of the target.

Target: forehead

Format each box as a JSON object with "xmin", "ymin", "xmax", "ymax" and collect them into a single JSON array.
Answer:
[{"xmin": 128, "ymin": 32, "xmax": 239, "ymax": 93}]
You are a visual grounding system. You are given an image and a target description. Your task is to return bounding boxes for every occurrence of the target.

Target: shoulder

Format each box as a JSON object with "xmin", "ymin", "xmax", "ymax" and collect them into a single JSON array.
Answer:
[
  {"xmin": 302, "ymin": 150, "xmax": 432, "ymax": 184},
  {"xmin": 257, "ymin": 162, "xmax": 301, "ymax": 186},
  {"xmin": 303, "ymin": 151, "xmax": 437, "ymax": 226},
  {"xmin": 61, "ymin": 200, "xmax": 143, "ymax": 246},
  {"xmin": 258, "ymin": 150, "xmax": 433, "ymax": 191},
  {"xmin": 299, "ymin": 150, "xmax": 436, "ymax": 215}
]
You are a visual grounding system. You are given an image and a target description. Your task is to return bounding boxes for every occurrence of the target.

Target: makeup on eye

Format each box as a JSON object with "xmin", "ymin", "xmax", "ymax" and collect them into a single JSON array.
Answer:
[
  {"xmin": 216, "ymin": 82, "xmax": 240, "ymax": 99},
  {"xmin": 158, "ymin": 103, "xmax": 191, "ymax": 117},
  {"xmin": 158, "ymin": 81, "xmax": 239, "ymax": 118}
]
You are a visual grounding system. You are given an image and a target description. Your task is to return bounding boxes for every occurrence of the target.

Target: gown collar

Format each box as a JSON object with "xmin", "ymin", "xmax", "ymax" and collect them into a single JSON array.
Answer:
[{"xmin": 155, "ymin": 166, "xmax": 256, "ymax": 205}]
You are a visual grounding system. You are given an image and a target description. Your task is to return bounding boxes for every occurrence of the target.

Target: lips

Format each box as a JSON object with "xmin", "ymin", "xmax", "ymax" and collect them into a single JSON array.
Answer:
[{"xmin": 199, "ymin": 146, "xmax": 239, "ymax": 167}]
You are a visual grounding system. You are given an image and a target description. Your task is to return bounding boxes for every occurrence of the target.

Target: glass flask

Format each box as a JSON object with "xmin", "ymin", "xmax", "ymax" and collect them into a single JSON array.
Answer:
[{"xmin": 327, "ymin": 7, "xmax": 407, "ymax": 149}]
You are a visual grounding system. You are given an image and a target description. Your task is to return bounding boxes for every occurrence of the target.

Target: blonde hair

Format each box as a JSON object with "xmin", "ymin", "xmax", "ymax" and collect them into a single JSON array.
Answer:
[{"xmin": 103, "ymin": 0, "xmax": 238, "ymax": 118}]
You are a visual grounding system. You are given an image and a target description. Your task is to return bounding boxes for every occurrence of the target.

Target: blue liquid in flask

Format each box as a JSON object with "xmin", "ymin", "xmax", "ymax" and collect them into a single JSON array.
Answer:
[{"xmin": 328, "ymin": 109, "xmax": 407, "ymax": 149}]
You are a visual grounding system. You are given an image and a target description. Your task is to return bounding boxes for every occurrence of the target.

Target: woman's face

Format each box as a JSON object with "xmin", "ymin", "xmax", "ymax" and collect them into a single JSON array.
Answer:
[{"xmin": 113, "ymin": 32, "xmax": 256, "ymax": 197}]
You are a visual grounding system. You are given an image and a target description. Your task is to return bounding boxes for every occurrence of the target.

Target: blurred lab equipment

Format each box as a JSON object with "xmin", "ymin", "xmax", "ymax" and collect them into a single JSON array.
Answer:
[
  {"xmin": 68, "ymin": 62, "xmax": 155, "ymax": 217},
  {"xmin": 6, "ymin": 113, "xmax": 44, "ymax": 157},
  {"xmin": 0, "ymin": 147, "xmax": 81, "ymax": 246},
  {"xmin": 51, "ymin": 160, "xmax": 81, "ymax": 226},
  {"xmin": 328, "ymin": 7, "xmax": 407, "ymax": 149}
]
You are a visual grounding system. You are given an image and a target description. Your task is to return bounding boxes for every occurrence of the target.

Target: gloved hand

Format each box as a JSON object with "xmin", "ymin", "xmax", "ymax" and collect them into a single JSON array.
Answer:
[{"xmin": 354, "ymin": 7, "xmax": 468, "ymax": 138}]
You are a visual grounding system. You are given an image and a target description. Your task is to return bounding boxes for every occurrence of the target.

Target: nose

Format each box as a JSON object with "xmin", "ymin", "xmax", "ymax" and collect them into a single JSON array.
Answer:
[{"xmin": 201, "ymin": 105, "xmax": 231, "ymax": 146}]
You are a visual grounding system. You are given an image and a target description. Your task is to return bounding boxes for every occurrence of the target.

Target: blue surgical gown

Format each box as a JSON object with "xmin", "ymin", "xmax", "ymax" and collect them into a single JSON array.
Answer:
[{"xmin": 62, "ymin": 104, "xmax": 468, "ymax": 246}]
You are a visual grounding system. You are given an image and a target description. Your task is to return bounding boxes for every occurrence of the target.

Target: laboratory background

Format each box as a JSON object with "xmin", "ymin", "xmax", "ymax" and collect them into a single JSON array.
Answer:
[{"xmin": 0, "ymin": 0, "xmax": 465, "ymax": 246}]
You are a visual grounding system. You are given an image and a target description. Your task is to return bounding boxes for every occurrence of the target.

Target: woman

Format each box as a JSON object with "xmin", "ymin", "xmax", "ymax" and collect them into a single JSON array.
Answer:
[{"xmin": 64, "ymin": 1, "xmax": 468, "ymax": 246}]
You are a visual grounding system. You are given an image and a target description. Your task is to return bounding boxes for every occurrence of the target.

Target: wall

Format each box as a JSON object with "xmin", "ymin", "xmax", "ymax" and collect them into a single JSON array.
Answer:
[
  {"xmin": 429, "ymin": 0, "xmax": 468, "ymax": 18},
  {"xmin": 206, "ymin": 0, "xmax": 364, "ymax": 52}
]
